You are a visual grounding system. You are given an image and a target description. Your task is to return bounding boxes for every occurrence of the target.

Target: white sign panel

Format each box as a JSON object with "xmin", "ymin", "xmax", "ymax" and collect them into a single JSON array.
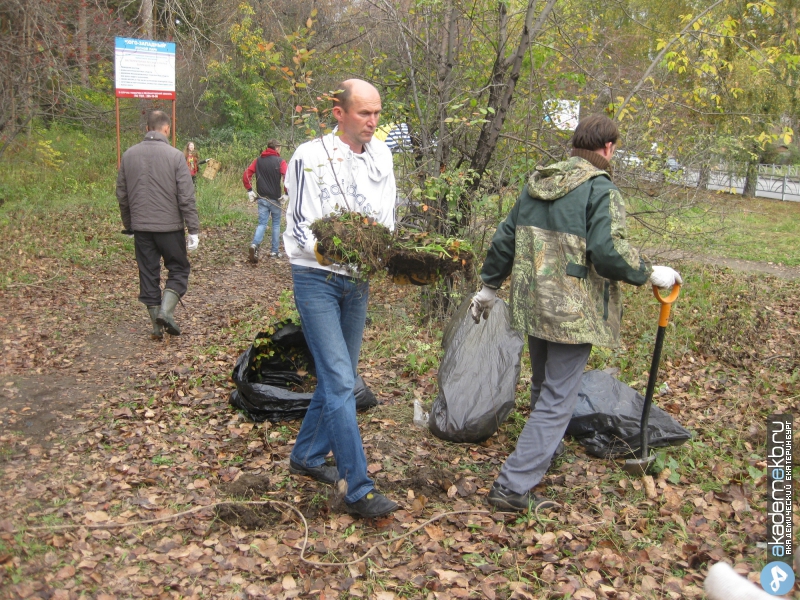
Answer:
[
  {"xmin": 115, "ymin": 37, "xmax": 175, "ymax": 99},
  {"xmin": 544, "ymin": 100, "xmax": 580, "ymax": 131}
]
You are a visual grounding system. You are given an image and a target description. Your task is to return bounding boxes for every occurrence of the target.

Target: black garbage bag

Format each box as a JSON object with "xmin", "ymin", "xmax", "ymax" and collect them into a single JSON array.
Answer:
[
  {"xmin": 566, "ymin": 370, "xmax": 691, "ymax": 458},
  {"xmin": 229, "ymin": 321, "xmax": 378, "ymax": 423},
  {"xmin": 429, "ymin": 298, "xmax": 525, "ymax": 443}
]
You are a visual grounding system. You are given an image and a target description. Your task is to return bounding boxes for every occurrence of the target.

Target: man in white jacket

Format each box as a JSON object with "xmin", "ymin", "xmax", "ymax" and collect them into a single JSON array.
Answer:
[{"xmin": 282, "ymin": 79, "xmax": 399, "ymax": 518}]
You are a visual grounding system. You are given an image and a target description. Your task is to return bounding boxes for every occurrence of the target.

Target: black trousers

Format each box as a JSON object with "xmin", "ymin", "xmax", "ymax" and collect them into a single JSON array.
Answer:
[{"xmin": 133, "ymin": 230, "xmax": 190, "ymax": 306}]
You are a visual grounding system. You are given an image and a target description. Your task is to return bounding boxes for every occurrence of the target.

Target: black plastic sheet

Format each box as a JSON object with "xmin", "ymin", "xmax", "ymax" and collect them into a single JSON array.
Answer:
[
  {"xmin": 429, "ymin": 298, "xmax": 525, "ymax": 443},
  {"xmin": 229, "ymin": 322, "xmax": 378, "ymax": 423},
  {"xmin": 567, "ymin": 370, "xmax": 691, "ymax": 458}
]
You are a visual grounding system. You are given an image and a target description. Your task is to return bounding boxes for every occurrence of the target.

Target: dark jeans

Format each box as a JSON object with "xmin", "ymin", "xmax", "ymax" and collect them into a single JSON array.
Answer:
[{"xmin": 134, "ymin": 230, "xmax": 190, "ymax": 306}]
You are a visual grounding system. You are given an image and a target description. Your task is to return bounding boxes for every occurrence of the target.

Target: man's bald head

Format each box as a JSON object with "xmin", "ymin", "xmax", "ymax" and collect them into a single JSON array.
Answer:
[
  {"xmin": 333, "ymin": 79, "xmax": 379, "ymax": 112},
  {"xmin": 332, "ymin": 79, "xmax": 382, "ymax": 153}
]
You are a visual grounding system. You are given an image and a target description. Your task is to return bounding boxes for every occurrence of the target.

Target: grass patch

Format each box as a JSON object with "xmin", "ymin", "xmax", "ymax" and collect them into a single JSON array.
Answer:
[{"xmin": 626, "ymin": 191, "xmax": 800, "ymax": 265}]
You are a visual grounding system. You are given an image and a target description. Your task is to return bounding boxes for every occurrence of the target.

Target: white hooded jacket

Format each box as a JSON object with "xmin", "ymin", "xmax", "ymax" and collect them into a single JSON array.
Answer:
[{"xmin": 283, "ymin": 130, "xmax": 396, "ymax": 275}]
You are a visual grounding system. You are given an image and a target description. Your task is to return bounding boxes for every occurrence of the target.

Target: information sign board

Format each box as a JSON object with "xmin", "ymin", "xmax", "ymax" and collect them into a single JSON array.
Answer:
[{"xmin": 114, "ymin": 37, "xmax": 175, "ymax": 99}]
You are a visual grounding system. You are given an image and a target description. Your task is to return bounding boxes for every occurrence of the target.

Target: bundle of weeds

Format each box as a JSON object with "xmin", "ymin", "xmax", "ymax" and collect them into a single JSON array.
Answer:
[
  {"xmin": 310, "ymin": 211, "xmax": 394, "ymax": 274},
  {"xmin": 387, "ymin": 229, "xmax": 475, "ymax": 282},
  {"xmin": 311, "ymin": 211, "xmax": 474, "ymax": 282}
]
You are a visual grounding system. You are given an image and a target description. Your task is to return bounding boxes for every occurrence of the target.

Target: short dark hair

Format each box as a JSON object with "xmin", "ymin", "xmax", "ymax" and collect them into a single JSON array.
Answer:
[
  {"xmin": 267, "ymin": 139, "xmax": 280, "ymax": 150},
  {"xmin": 332, "ymin": 81, "xmax": 353, "ymax": 111},
  {"xmin": 147, "ymin": 110, "xmax": 171, "ymax": 132},
  {"xmin": 571, "ymin": 114, "xmax": 618, "ymax": 151}
]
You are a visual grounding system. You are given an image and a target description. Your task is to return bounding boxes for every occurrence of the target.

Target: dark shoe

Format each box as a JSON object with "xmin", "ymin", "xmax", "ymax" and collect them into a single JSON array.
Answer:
[
  {"xmin": 147, "ymin": 306, "xmax": 163, "ymax": 340},
  {"xmin": 487, "ymin": 482, "xmax": 556, "ymax": 512},
  {"xmin": 289, "ymin": 459, "xmax": 339, "ymax": 485},
  {"xmin": 269, "ymin": 251, "xmax": 278, "ymax": 258},
  {"xmin": 553, "ymin": 440, "xmax": 566, "ymax": 460},
  {"xmin": 345, "ymin": 491, "xmax": 399, "ymax": 518},
  {"xmin": 249, "ymin": 244, "xmax": 259, "ymax": 264},
  {"xmin": 156, "ymin": 289, "xmax": 181, "ymax": 335}
]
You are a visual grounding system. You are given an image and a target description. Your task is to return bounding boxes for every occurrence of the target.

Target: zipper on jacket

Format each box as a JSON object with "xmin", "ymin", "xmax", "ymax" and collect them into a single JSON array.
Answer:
[{"xmin": 603, "ymin": 280, "xmax": 610, "ymax": 320}]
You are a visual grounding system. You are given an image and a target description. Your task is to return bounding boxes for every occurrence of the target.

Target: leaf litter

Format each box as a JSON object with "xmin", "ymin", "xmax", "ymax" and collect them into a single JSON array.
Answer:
[{"xmin": 0, "ymin": 221, "xmax": 798, "ymax": 599}]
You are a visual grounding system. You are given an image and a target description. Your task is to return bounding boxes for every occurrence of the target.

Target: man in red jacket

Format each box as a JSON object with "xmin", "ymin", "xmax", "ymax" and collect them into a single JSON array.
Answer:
[{"xmin": 243, "ymin": 140, "xmax": 287, "ymax": 263}]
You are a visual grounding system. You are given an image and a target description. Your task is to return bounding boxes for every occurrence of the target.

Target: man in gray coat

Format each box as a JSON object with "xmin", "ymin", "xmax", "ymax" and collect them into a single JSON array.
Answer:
[{"xmin": 116, "ymin": 110, "xmax": 200, "ymax": 339}]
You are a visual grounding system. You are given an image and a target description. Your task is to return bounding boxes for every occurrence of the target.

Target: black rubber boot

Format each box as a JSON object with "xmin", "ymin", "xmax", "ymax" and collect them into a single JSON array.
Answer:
[
  {"xmin": 156, "ymin": 288, "xmax": 181, "ymax": 335},
  {"xmin": 147, "ymin": 306, "xmax": 163, "ymax": 340}
]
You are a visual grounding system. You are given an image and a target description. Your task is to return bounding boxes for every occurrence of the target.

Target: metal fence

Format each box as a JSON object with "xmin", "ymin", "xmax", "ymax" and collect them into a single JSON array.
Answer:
[{"xmin": 625, "ymin": 162, "xmax": 800, "ymax": 202}]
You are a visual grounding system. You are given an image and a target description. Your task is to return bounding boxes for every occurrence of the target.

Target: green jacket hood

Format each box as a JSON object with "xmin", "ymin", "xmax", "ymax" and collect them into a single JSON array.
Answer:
[{"xmin": 527, "ymin": 156, "xmax": 608, "ymax": 201}]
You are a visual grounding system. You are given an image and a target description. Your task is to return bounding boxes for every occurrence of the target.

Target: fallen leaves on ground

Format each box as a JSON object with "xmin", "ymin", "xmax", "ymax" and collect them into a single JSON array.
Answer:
[{"xmin": 0, "ymin": 226, "xmax": 798, "ymax": 599}]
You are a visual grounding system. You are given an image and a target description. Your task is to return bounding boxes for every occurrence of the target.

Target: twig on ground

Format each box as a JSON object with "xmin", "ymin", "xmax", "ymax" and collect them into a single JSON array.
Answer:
[
  {"xmin": 5, "ymin": 267, "xmax": 62, "ymax": 289},
  {"xmin": 10, "ymin": 500, "xmax": 508, "ymax": 567}
]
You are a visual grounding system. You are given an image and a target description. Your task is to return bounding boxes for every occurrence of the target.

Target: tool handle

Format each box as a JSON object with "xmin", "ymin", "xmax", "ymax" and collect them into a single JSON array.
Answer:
[{"xmin": 652, "ymin": 283, "xmax": 681, "ymax": 327}]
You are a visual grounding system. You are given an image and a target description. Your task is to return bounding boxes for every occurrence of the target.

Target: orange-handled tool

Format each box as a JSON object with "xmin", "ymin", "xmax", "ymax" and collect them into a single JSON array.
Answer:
[
  {"xmin": 623, "ymin": 283, "xmax": 682, "ymax": 476},
  {"xmin": 654, "ymin": 283, "xmax": 681, "ymax": 327}
]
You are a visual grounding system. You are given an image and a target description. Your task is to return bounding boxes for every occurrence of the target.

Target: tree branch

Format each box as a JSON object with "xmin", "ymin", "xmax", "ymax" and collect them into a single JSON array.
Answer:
[{"xmin": 614, "ymin": 0, "xmax": 727, "ymax": 120}]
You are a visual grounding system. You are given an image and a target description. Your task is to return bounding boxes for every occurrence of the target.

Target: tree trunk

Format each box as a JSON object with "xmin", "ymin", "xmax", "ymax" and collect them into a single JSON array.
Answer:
[
  {"xmin": 743, "ymin": 162, "xmax": 758, "ymax": 197},
  {"xmin": 698, "ymin": 164, "xmax": 710, "ymax": 190},
  {"xmin": 78, "ymin": 0, "xmax": 89, "ymax": 86},
  {"xmin": 433, "ymin": 0, "xmax": 458, "ymax": 235},
  {"xmin": 141, "ymin": 0, "xmax": 154, "ymax": 39},
  {"xmin": 463, "ymin": 0, "xmax": 557, "ymax": 225}
]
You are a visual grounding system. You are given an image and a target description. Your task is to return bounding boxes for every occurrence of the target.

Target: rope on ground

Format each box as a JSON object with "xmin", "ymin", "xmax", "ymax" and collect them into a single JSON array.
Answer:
[{"xmin": 9, "ymin": 500, "xmax": 506, "ymax": 567}]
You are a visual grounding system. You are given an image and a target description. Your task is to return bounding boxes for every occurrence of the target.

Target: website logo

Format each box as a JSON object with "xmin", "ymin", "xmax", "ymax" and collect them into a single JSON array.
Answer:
[
  {"xmin": 762, "ymin": 414, "xmax": 794, "ymax": 596},
  {"xmin": 760, "ymin": 561, "xmax": 794, "ymax": 596}
]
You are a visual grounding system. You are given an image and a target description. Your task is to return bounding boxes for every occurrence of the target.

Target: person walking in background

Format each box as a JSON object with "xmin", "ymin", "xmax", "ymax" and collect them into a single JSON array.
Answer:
[
  {"xmin": 243, "ymin": 140, "xmax": 287, "ymax": 263},
  {"xmin": 117, "ymin": 110, "xmax": 200, "ymax": 339},
  {"xmin": 470, "ymin": 114, "xmax": 682, "ymax": 512},
  {"xmin": 184, "ymin": 142, "xmax": 210, "ymax": 184},
  {"xmin": 185, "ymin": 142, "xmax": 200, "ymax": 182},
  {"xmin": 282, "ymin": 79, "xmax": 399, "ymax": 518}
]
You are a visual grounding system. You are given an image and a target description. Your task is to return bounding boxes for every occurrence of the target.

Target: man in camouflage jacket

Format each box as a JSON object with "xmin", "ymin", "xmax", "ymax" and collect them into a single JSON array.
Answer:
[{"xmin": 471, "ymin": 114, "xmax": 682, "ymax": 512}]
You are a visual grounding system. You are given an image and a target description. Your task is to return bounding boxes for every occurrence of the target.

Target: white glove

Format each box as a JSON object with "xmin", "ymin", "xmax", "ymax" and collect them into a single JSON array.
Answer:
[
  {"xmin": 470, "ymin": 286, "xmax": 497, "ymax": 324},
  {"xmin": 649, "ymin": 265, "xmax": 682, "ymax": 289},
  {"xmin": 248, "ymin": 190, "xmax": 257, "ymax": 202},
  {"xmin": 280, "ymin": 194, "xmax": 289, "ymax": 204},
  {"xmin": 187, "ymin": 234, "xmax": 199, "ymax": 252}
]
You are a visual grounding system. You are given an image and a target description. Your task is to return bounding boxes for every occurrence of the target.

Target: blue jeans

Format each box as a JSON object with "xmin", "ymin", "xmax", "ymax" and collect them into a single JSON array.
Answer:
[
  {"xmin": 252, "ymin": 198, "xmax": 282, "ymax": 253},
  {"xmin": 289, "ymin": 265, "xmax": 373, "ymax": 503}
]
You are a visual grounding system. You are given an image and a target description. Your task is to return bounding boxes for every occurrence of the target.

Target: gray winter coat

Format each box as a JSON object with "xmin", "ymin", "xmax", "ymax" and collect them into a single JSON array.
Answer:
[{"xmin": 116, "ymin": 131, "xmax": 200, "ymax": 234}]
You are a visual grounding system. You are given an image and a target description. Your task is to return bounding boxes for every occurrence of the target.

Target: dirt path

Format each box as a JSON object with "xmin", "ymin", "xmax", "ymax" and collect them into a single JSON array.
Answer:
[
  {"xmin": 1, "ymin": 247, "xmax": 293, "ymax": 441},
  {"xmin": 658, "ymin": 250, "xmax": 800, "ymax": 279},
  {"xmin": 1, "ymin": 242, "xmax": 796, "ymax": 599},
  {"xmin": 1, "ymin": 246, "xmax": 795, "ymax": 441}
]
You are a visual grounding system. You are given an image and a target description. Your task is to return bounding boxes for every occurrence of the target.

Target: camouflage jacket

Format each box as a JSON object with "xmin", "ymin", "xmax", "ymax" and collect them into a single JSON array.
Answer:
[{"xmin": 480, "ymin": 157, "xmax": 652, "ymax": 348}]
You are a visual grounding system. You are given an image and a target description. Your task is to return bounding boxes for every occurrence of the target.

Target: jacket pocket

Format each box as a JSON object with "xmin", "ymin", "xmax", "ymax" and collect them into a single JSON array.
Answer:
[{"xmin": 566, "ymin": 262, "xmax": 588, "ymax": 279}]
